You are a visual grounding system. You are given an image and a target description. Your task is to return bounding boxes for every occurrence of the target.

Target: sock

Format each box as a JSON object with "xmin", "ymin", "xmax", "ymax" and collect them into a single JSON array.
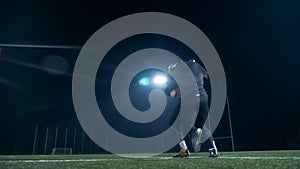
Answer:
[
  {"xmin": 212, "ymin": 140, "xmax": 218, "ymax": 151},
  {"xmin": 179, "ymin": 140, "xmax": 188, "ymax": 150}
]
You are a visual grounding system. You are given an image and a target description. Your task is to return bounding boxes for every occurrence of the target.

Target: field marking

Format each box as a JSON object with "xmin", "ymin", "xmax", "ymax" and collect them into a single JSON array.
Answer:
[
  {"xmin": 157, "ymin": 156, "xmax": 300, "ymax": 160},
  {"xmin": 0, "ymin": 156, "xmax": 299, "ymax": 163},
  {"xmin": 0, "ymin": 158, "xmax": 127, "ymax": 163},
  {"xmin": 217, "ymin": 156, "xmax": 300, "ymax": 160}
]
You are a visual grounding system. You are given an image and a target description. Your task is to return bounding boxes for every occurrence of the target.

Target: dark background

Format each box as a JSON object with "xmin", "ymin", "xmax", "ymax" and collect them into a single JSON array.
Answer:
[{"xmin": 0, "ymin": 0, "xmax": 300, "ymax": 154}]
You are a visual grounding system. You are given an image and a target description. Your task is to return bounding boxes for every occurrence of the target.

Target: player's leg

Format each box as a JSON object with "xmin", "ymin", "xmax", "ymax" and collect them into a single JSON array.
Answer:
[
  {"xmin": 191, "ymin": 127, "xmax": 202, "ymax": 152},
  {"xmin": 173, "ymin": 140, "xmax": 190, "ymax": 158},
  {"xmin": 201, "ymin": 126, "xmax": 219, "ymax": 157},
  {"xmin": 169, "ymin": 99, "xmax": 190, "ymax": 158},
  {"xmin": 192, "ymin": 93, "xmax": 219, "ymax": 157},
  {"xmin": 191, "ymin": 93, "xmax": 208, "ymax": 152}
]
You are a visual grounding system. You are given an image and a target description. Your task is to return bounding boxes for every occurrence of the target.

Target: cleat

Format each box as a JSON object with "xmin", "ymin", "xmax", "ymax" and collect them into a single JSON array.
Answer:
[
  {"xmin": 173, "ymin": 149, "xmax": 190, "ymax": 158},
  {"xmin": 191, "ymin": 128, "xmax": 202, "ymax": 152},
  {"xmin": 208, "ymin": 148, "xmax": 220, "ymax": 158}
]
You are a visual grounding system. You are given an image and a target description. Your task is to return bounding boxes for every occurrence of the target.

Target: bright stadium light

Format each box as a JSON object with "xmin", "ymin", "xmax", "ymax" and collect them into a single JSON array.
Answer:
[{"xmin": 153, "ymin": 75, "xmax": 167, "ymax": 85}]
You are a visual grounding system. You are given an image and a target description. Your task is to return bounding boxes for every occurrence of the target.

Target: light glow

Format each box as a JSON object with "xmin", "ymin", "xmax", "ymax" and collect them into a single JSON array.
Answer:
[{"xmin": 153, "ymin": 75, "xmax": 167, "ymax": 85}]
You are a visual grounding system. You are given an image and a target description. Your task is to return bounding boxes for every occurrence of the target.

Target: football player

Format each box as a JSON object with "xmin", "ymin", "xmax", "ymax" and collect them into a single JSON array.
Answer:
[{"xmin": 166, "ymin": 60, "xmax": 219, "ymax": 158}]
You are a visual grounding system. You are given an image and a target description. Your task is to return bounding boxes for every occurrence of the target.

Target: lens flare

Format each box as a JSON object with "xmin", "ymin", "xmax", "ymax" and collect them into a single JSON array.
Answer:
[{"xmin": 138, "ymin": 77, "xmax": 150, "ymax": 86}]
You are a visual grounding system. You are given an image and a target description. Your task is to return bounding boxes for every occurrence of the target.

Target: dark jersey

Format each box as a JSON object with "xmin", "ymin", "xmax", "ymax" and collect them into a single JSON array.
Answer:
[
  {"xmin": 166, "ymin": 60, "xmax": 209, "ymax": 96},
  {"xmin": 185, "ymin": 60, "xmax": 208, "ymax": 94}
]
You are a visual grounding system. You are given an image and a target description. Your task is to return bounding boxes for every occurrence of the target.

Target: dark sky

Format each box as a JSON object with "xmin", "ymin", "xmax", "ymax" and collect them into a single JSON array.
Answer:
[{"xmin": 0, "ymin": 0, "xmax": 300, "ymax": 154}]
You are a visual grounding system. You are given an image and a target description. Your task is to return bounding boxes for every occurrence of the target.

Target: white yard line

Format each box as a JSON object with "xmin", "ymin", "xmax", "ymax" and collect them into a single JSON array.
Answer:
[
  {"xmin": 217, "ymin": 156, "xmax": 300, "ymax": 160},
  {"xmin": 0, "ymin": 156, "xmax": 299, "ymax": 163},
  {"xmin": 158, "ymin": 156, "xmax": 300, "ymax": 160},
  {"xmin": 0, "ymin": 158, "xmax": 126, "ymax": 163}
]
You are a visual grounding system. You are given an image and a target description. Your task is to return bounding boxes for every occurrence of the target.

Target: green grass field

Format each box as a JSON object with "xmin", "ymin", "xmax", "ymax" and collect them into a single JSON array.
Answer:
[{"xmin": 0, "ymin": 150, "xmax": 299, "ymax": 169}]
